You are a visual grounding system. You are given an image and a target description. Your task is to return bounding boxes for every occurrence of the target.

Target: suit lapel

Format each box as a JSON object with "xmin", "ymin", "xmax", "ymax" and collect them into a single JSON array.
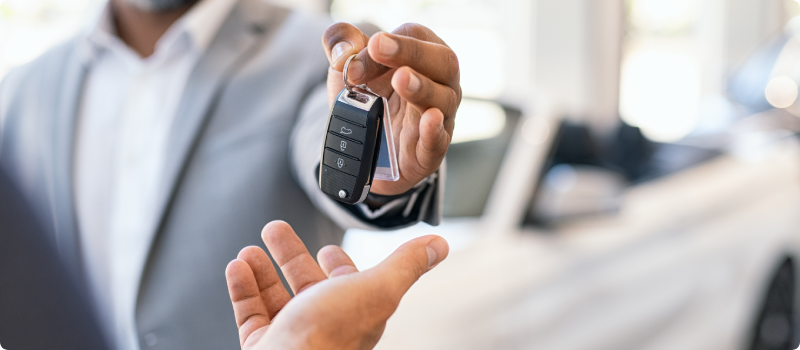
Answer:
[{"xmin": 51, "ymin": 42, "xmax": 90, "ymax": 278}]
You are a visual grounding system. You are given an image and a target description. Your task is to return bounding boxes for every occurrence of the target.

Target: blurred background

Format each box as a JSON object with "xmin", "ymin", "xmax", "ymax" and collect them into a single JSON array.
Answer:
[{"xmin": 5, "ymin": 0, "xmax": 800, "ymax": 349}]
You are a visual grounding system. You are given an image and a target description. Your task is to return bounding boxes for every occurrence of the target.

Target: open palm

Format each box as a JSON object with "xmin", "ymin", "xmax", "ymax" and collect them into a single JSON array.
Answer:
[{"xmin": 225, "ymin": 221, "xmax": 449, "ymax": 350}]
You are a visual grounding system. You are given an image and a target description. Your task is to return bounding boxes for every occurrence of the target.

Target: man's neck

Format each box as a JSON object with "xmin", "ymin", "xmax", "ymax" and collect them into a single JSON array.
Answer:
[{"xmin": 110, "ymin": 0, "xmax": 195, "ymax": 58}]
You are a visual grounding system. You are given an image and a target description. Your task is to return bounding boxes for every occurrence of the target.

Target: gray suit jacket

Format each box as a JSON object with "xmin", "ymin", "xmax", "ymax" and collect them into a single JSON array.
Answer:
[
  {"xmin": 0, "ymin": 166, "xmax": 110, "ymax": 350},
  {"xmin": 0, "ymin": 1, "xmax": 442, "ymax": 349}
]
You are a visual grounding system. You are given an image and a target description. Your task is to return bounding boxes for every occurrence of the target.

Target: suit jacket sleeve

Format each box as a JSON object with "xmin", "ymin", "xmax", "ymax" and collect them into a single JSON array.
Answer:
[{"xmin": 290, "ymin": 83, "xmax": 444, "ymax": 230}]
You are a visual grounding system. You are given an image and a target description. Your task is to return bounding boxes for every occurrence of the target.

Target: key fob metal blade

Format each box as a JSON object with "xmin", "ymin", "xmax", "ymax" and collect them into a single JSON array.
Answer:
[{"xmin": 319, "ymin": 88, "xmax": 384, "ymax": 204}]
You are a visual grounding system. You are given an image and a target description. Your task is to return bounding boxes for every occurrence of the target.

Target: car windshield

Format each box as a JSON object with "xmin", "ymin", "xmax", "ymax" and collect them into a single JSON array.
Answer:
[{"xmin": 442, "ymin": 101, "xmax": 521, "ymax": 218}]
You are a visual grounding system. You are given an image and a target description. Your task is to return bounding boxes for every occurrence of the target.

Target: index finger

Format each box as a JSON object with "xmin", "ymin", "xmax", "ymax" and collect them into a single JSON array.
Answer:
[{"xmin": 367, "ymin": 31, "xmax": 460, "ymax": 89}]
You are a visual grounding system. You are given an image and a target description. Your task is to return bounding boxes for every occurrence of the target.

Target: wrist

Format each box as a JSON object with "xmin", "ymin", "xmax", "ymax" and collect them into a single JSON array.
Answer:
[{"xmin": 368, "ymin": 179, "xmax": 414, "ymax": 196}]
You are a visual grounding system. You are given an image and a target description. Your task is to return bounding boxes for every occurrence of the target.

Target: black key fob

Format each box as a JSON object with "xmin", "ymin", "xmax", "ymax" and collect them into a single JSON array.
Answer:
[{"xmin": 319, "ymin": 87, "xmax": 384, "ymax": 204}]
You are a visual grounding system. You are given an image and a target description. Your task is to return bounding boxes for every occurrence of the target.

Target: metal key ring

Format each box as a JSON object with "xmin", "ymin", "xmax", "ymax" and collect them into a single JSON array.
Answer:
[{"xmin": 342, "ymin": 54, "xmax": 358, "ymax": 93}]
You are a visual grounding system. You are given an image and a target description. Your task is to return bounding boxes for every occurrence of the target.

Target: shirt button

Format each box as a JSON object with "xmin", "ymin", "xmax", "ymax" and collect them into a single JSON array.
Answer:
[{"xmin": 144, "ymin": 333, "xmax": 158, "ymax": 347}]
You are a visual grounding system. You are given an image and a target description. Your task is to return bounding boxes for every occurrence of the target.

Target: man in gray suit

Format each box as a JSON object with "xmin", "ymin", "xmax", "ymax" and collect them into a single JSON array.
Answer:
[{"xmin": 0, "ymin": 0, "xmax": 461, "ymax": 349}]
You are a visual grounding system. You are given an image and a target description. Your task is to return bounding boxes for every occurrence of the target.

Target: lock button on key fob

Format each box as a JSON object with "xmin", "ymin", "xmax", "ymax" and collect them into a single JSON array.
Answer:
[
  {"xmin": 325, "ymin": 132, "xmax": 364, "ymax": 160},
  {"xmin": 319, "ymin": 88, "xmax": 384, "ymax": 204}
]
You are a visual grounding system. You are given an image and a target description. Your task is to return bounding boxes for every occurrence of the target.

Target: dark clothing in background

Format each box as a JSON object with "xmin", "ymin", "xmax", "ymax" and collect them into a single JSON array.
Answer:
[{"xmin": 0, "ymin": 168, "xmax": 109, "ymax": 350}]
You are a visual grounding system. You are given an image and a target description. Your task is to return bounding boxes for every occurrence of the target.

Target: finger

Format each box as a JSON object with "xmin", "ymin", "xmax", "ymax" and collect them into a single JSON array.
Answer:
[
  {"xmin": 347, "ymin": 47, "xmax": 391, "ymax": 86},
  {"xmin": 317, "ymin": 245, "xmax": 359, "ymax": 278},
  {"xmin": 367, "ymin": 30, "xmax": 460, "ymax": 89},
  {"xmin": 368, "ymin": 235, "xmax": 449, "ymax": 304},
  {"xmin": 322, "ymin": 22, "xmax": 370, "ymax": 72},
  {"xmin": 417, "ymin": 108, "xmax": 451, "ymax": 171},
  {"xmin": 226, "ymin": 259, "xmax": 271, "ymax": 347},
  {"xmin": 323, "ymin": 22, "xmax": 393, "ymax": 97},
  {"xmin": 261, "ymin": 221, "xmax": 328, "ymax": 295},
  {"xmin": 237, "ymin": 246, "xmax": 291, "ymax": 319},
  {"xmin": 327, "ymin": 57, "xmax": 393, "ymax": 106},
  {"xmin": 350, "ymin": 23, "xmax": 456, "ymax": 87},
  {"xmin": 391, "ymin": 66, "xmax": 460, "ymax": 124}
]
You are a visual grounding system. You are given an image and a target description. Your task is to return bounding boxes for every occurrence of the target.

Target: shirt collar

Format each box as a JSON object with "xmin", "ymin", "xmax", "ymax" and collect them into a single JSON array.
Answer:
[{"xmin": 81, "ymin": 0, "xmax": 238, "ymax": 63}]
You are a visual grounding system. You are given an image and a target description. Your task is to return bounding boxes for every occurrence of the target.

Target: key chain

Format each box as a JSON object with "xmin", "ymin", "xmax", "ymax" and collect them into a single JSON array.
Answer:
[{"xmin": 318, "ymin": 54, "xmax": 398, "ymax": 204}]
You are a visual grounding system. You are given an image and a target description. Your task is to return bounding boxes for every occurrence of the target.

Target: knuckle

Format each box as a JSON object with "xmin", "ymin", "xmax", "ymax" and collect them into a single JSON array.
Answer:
[
  {"xmin": 446, "ymin": 90, "xmax": 460, "ymax": 117},
  {"xmin": 395, "ymin": 23, "xmax": 419, "ymax": 37},
  {"xmin": 445, "ymin": 50, "xmax": 460, "ymax": 80},
  {"xmin": 444, "ymin": 93, "xmax": 461, "ymax": 119},
  {"xmin": 399, "ymin": 23, "xmax": 445, "ymax": 45},
  {"xmin": 395, "ymin": 23, "xmax": 433, "ymax": 40},
  {"xmin": 422, "ymin": 79, "xmax": 436, "ymax": 102},
  {"xmin": 404, "ymin": 40, "xmax": 421, "ymax": 64},
  {"xmin": 406, "ymin": 163, "xmax": 428, "ymax": 180}
]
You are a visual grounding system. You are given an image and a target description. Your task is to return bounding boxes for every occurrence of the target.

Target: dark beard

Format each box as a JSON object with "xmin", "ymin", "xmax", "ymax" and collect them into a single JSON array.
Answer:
[{"xmin": 123, "ymin": 0, "xmax": 199, "ymax": 11}]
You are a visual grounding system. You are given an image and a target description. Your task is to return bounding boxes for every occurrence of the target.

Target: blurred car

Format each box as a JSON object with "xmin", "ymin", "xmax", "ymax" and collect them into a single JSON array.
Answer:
[{"xmin": 344, "ymin": 94, "xmax": 800, "ymax": 349}]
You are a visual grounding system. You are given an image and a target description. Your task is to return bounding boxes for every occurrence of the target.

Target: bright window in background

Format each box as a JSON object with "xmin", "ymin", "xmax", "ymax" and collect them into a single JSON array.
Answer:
[
  {"xmin": 330, "ymin": 0, "xmax": 522, "ymax": 146},
  {"xmin": 330, "ymin": 0, "xmax": 506, "ymax": 100},
  {"xmin": 619, "ymin": 0, "xmax": 705, "ymax": 142},
  {"xmin": 0, "ymin": 0, "xmax": 104, "ymax": 80}
]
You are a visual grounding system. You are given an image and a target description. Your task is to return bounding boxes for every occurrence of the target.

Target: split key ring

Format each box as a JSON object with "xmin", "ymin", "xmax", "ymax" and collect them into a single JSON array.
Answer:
[{"xmin": 343, "ymin": 54, "xmax": 358, "ymax": 93}]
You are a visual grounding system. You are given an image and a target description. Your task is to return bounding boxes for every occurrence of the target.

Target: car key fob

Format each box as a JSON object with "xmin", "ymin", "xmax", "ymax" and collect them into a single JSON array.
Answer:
[{"xmin": 319, "ymin": 87, "xmax": 384, "ymax": 204}]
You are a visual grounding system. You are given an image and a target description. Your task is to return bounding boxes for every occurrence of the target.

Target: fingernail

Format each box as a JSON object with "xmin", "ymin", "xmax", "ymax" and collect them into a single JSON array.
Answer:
[
  {"xmin": 407, "ymin": 72, "xmax": 421, "ymax": 92},
  {"xmin": 348, "ymin": 59, "xmax": 365, "ymax": 82},
  {"xmin": 331, "ymin": 41, "xmax": 352, "ymax": 64},
  {"xmin": 379, "ymin": 34, "xmax": 398, "ymax": 56},
  {"xmin": 426, "ymin": 238, "xmax": 448, "ymax": 268}
]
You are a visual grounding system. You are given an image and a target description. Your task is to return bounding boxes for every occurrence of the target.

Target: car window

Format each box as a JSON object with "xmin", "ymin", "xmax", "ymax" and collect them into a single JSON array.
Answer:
[
  {"xmin": 443, "ymin": 102, "xmax": 521, "ymax": 218},
  {"xmin": 521, "ymin": 121, "xmax": 722, "ymax": 226}
]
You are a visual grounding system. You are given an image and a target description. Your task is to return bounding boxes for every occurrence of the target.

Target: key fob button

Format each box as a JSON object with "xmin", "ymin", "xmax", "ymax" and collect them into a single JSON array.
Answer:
[
  {"xmin": 323, "ymin": 149, "xmax": 361, "ymax": 177},
  {"xmin": 319, "ymin": 87, "xmax": 385, "ymax": 205},
  {"xmin": 325, "ymin": 132, "xmax": 364, "ymax": 160},
  {"xmin": 320, "ymin": 165, "xmax": 357, "ymax": 201},
  {"xmin": 328, "ymin": 117, "xmax": 366, "ymax": 142}
]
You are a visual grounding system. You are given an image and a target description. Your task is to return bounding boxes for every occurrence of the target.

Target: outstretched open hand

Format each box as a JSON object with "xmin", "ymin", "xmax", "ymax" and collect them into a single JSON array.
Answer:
[
  {"xmin": 322, "ymin": 23, "xmax": 462, "ymax": 196},
  {"xmin": 225, "ymin": 221, "xmax": 449, "ymax": 350}
]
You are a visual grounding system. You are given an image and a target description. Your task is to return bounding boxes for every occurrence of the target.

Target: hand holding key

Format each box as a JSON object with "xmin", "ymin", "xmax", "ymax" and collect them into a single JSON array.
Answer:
[{"xmin": 322, "ymin": 23, "xmax": 462, "ymax": 196}]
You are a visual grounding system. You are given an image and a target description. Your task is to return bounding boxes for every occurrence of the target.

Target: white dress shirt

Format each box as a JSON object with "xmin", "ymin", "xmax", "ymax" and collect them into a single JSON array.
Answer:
[{"xmin": 73, "ymin": 1, "xmax": 236, "ymax": 349}]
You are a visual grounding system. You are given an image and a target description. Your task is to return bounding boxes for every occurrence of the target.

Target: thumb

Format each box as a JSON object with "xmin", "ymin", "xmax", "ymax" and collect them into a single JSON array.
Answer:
[{"xmin": 369, "ymin": 235, "xmax": 449, "ymax": 303}]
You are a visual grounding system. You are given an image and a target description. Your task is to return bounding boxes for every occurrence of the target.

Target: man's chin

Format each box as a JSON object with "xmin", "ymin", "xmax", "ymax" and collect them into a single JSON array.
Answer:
[{"xmin": 122, "ymin": 0, "xmax": 199, "ymax": 12}]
